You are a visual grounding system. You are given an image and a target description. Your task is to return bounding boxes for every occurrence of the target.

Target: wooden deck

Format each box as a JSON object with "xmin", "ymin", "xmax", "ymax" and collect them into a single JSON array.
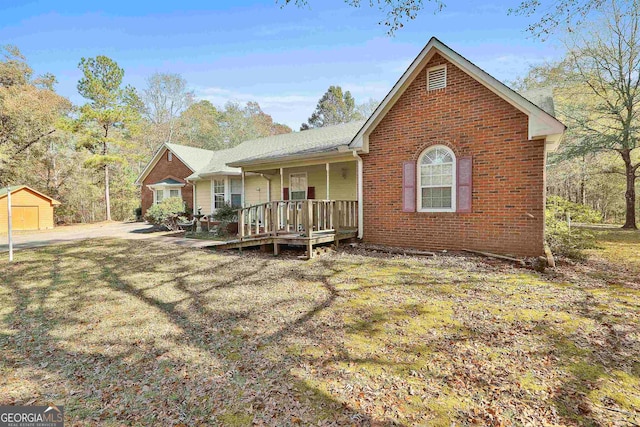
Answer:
[{"xmin": 214, "ymin": 199, "xmax": 358, "ymax": 258}]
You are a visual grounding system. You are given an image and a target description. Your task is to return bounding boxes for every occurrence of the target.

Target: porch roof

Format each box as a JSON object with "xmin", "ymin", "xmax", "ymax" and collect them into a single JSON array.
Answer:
[{"xmin": 188, "ymin": 121, "xmax": 365, "ymax": 179}]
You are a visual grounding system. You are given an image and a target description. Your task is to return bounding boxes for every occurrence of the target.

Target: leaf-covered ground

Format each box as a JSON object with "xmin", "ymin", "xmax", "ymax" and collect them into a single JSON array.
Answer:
[{"xmin": 0, "ymin": 228, "xmax": 638, "ymax": 426}]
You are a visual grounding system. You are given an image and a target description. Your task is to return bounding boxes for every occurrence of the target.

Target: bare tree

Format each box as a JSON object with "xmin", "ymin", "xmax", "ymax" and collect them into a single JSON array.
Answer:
[
  {"xmin": 560, "ymin": 0, "xmax": 640, "ymax": 229},
  {"xmin": 510, "ymin": 0, "xmax": 606, "ymax": 38},
  {"xmin": 357, "ymin": 98, "xmax": 380, "ymax": 118},
  {"xmin": 279, "ymin": 0, "xmax": 444, "ymax": 34},
  {"xmin": 143, "ymin": 73, "xmax": 194, "ymax": 143}
]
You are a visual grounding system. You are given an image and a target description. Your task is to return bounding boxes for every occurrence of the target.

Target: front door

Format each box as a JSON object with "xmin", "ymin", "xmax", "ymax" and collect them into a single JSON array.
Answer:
[{"xmin": 13, "ymin": 206, "xmax": 39, "ymax": 230}]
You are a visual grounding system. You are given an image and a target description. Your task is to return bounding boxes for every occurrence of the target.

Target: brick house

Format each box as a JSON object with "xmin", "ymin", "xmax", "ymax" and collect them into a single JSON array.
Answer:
[
  {"xmin": 135, "ymin": 143, "xmax": 214, "ymax": 216},
  {"xmin": 349, "ymin": 38, "xmax": 565, "ymax": 257},
  {"xmin": 139, "ymin": 37, "xmax": 565, "ymax": 257}
]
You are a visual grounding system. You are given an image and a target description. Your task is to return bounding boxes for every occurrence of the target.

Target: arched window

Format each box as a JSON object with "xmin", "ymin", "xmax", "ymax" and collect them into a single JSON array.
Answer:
[{"xmin": 418, "ymin": 145, "xmax": 456, "ymax": 212}]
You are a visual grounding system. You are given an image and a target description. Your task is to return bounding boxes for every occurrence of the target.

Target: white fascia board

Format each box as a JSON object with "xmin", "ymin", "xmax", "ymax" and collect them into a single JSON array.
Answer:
[
  {"xmin": 135, "ymin": 144, "xmax": 196, "ymax": 185},
  {"xmin": 146, "ymin": 183, "xmax": 186, "ymax": 190},
  {"xmin": 349, "ymin": 37, "xmax": 566, "ymax": 152}
]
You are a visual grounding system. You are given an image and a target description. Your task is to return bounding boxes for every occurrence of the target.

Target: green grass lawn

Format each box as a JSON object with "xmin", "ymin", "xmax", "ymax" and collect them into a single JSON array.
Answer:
[{"xmin": 0, "ymin": 228, "xmax": 638, "ymax": 426}]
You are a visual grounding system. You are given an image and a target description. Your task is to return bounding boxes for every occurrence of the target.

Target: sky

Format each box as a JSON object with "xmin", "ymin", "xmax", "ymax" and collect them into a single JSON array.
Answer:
[{"xmin": 0, "ymin": 0, "xmax": 564, "ymax": 129}]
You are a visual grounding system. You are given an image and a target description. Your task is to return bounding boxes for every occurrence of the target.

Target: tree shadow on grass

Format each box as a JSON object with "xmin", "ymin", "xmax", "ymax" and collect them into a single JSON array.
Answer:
[
  {"xmin": 1, "ymin": 239, "xmax": 402, "ymax": 425},
  {"xmin": 4, "ymin": 239, "xmax": 638, "ymax": 425}
]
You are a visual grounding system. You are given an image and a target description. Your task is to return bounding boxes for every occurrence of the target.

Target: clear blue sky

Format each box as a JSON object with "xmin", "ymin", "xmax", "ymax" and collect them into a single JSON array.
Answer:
[{"xmin": 1, "ymin": 0, "xmax": 563, "ymax": 129}]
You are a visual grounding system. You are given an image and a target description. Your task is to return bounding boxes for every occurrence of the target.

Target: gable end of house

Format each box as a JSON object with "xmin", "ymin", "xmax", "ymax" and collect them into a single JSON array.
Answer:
[{"xmin": 348, "ymin": 37, "xmax": 565, "ymax": 154}]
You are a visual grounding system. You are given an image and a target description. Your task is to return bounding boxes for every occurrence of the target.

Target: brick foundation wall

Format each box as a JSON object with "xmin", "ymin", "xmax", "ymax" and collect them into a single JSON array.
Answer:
[
  {"xmin": 362, "ymin": 53, "xmax": 546, "ymax": 257},
  {"xmin": 141, "ymin": 148, "xmax": 194, "ymax": 216}
]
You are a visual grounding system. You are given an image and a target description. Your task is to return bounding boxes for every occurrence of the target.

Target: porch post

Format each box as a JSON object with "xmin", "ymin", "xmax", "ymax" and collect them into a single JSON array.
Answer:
[
  {"xmin": 280, "ymin": 167, "xmax": 284, "ymax": 200},
  {"xmin": 192, "ymin": 181, "xmax": 197, "ymax": 214},
  {"xmin": 224, "ymin": 176, "xmax": 230, "ymax": 205},
  {"xmin": 266, "ymin": 175, "xmax": 271, "ymax": 201},
  {"xmin": 326, "ymin": 163, "xmax": 330, "ymax": 200},
  {"xmin": 210, "ymin": 178, "xmax": 214, "ymax": 213},
  {"xmin": 241, "ymin": 169, "xmax": 246, "ymax": 207}
]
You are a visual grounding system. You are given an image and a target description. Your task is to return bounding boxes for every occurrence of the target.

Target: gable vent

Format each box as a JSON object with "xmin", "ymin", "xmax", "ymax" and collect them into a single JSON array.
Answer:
[{"xmin": 427, "ymin": 65, "xmax": 446, "ymax": 91}]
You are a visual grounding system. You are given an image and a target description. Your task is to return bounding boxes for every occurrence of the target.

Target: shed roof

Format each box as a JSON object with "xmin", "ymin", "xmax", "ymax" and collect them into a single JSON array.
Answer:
[{"xmin": 0, "ymin": 185, "xmax": 61, "ymax": 205}]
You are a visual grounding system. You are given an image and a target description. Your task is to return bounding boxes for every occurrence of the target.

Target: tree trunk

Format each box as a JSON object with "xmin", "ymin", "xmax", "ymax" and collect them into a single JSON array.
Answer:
[
  {"xmin": 105, "ymin": 164, "xmax": 111, "ymax": 221},
  {"xmin": 620, "ymin": 149, "xmax": 637, "ymax": 229},
  {"xmin": 580, "ymin": 155, "xmax": 587, "ymax": 205},
  {"xmin": 102, "ymin": 128, "xmax": 112, "ymax": 222}
]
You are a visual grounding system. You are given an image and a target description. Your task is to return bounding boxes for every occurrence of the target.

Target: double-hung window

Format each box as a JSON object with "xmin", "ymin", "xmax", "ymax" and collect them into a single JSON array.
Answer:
[
  {"xmin": 213, "ymin": 179, "xmax": 225, "ymax": 210},
  {"xmin": 154, "ymin": 188, "xmax": 182, "ymax": 204},
  {"xmin": 230, "ymin": 178, "xmax": 242, "ymax": 208},
  {"xmin": 418, "ymin": 145, "xmax": 456, "ymax": 212}
]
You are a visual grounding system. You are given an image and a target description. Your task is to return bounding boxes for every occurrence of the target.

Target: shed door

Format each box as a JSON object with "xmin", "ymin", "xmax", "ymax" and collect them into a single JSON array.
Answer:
[{"xmin": 13, "ymin": 206, "xmax": 39, "ymax": 230}]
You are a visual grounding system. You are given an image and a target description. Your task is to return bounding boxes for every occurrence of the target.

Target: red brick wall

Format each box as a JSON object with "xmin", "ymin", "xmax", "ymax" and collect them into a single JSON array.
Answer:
[
  {"xmin": 362, "ymin": 53, "xmax": 546, "ymax": 257},
  {"xmin": 141, "ymin": 149, "xmax": 194, "ymax": 215}
]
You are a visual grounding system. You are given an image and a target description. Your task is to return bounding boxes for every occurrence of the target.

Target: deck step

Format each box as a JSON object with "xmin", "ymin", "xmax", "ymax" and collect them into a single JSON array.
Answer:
[{"xmin": 212, "ymin": 230, "xmax": 358, "ymax": 258}]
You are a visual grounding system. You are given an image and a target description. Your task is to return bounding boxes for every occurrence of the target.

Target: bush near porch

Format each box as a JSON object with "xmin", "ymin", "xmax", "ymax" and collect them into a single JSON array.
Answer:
[
  {"xmin": 144, "ymin": 197, "xmax": 189, "ymax": 230},
  {"xmin": 0, "ymin": 228, "xmax": 638, "ymax": 426}
]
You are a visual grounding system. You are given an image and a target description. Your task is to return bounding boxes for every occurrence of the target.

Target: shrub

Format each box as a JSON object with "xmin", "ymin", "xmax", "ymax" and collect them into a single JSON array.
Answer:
[
  {"xmin": 212, "ymin": 202, "xmax": 238, "ymax": 237},
  {"xmin": 145, "ymin": 197, "xmax": 186, "ymax": 230},
  {"xmin": 546, "ymin": 195, "xmax": 603, "ymax": 224},
  {"xmin": 545, "ymin": 210, "xmax": 597, "ymax": 261}
]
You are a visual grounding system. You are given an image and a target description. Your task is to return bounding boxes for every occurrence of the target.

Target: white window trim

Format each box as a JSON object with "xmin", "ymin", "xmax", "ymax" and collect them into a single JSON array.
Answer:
[
  {"xmin": 209, "ymin": 175, "xmax": 245, "ymax": 213},
  {"xmin": 150, "ymin": 185, "xmax": 183, "ymax": 205},
  {"xmin": 417, "ymin": 145, "xmax": 456, "ymax": 213},
  {"xmin": 229, "ymin": 177, "xmax": 242, "ymax": 208},
  {"xmin": 427, "ymin": 64, "xmax": 447, "ymax": 91},
  {"xmin": 154, "ymin": 188, "xmax": 164, "ymax": 204},
  {"xmin": 289, "ymin": 172, "xmax": 308, "ymax": 200},
  {"xmin": 212, "ymin": 178, "xmax": 226, "ymax": 211}
]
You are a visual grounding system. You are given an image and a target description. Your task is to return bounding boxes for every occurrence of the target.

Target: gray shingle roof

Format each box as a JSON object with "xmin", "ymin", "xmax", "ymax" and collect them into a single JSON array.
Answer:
[
  {"xmin": 149, "ymin": 178, "xmax": 184, "ymax": 185},
  {"xmin": 184, "ymin": 87, "xmax": 557, "ymax": 180},
  {"xmin": 518, "ymin": 87, "xmax": 556, "ymax": 116},
  {"xmin": 188, "ymin": 120, "xmax": 365, "ymax": 178},
  {"xmin": 165, "ymin": 142, "xmax": 216, "ymax": 172}
]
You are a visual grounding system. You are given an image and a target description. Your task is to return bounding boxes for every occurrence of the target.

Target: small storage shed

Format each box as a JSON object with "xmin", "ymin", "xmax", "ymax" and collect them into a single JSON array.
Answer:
[{"xmin": 0, "ymin": 186, "xmax": 60, "ymax": 231}]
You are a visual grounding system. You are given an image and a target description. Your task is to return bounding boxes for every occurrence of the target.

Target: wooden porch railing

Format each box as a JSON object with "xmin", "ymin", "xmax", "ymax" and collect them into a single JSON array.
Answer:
[{"xmin": 237, "ymin": 200, "xmax": 358, "ymax": 240}]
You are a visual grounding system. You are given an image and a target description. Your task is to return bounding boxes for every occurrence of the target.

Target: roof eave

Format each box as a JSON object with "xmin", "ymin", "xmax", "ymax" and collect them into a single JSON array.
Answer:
[
  {"xmin": 228, "ymin": 148, "xmax": 352, "ymax": 168},
  {"xmin": 347, "ymin": 37, "xmax": 567, "ymax": 152},
  {"xmin": 135, "ymin": 144, "xmax": 168, "ymax": 185},
  {"xmin": 543, "ymin": 132, "xmax": 565, "ymax": 152},
  {"xmin": 0, "ymin": 185, "xmax": 61, "ymax": 205},
  {"xmin": 147, "ymin": 183, "xmax": 186, "ymax": 189},
  {"xmin": 196, "ymin": 170, "xmax": 242, "ymax": 178},
  {"xmin": 135, "ymin": 143, "xmax": 198, "ymax": 185}
]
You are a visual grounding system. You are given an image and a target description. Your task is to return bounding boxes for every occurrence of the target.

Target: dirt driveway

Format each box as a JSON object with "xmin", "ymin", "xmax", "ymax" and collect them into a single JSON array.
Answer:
[{"xmin": 0, "ymin": 221, "xmax": 214, "ymax": 252}]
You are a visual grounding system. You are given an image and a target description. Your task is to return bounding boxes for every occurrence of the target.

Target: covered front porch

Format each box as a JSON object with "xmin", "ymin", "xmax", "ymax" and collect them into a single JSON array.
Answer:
[
  {"xmin": 216, "ymin": 199, "xmax": 358, "ymax": 258},
  {"xmin": 219, "ymin": 156, "xmax": 361, "ymax": 258},
  {"xmin": 240, "ymin": 160, "xmax": 358, "ymax": 206}
]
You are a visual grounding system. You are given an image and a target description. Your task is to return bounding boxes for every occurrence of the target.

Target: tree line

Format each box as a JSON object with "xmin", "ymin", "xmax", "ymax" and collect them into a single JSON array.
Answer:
[
  {"xmin": 0, "ymin": 48, "xmax": 376, "ymax": 223},
  {"xmin": 2, "ymin": 0, "xmax": 638, "ymax": 228},
  {"xmin": 516, "ymin": 0, "xmax": 640, "ymax": 229}
]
